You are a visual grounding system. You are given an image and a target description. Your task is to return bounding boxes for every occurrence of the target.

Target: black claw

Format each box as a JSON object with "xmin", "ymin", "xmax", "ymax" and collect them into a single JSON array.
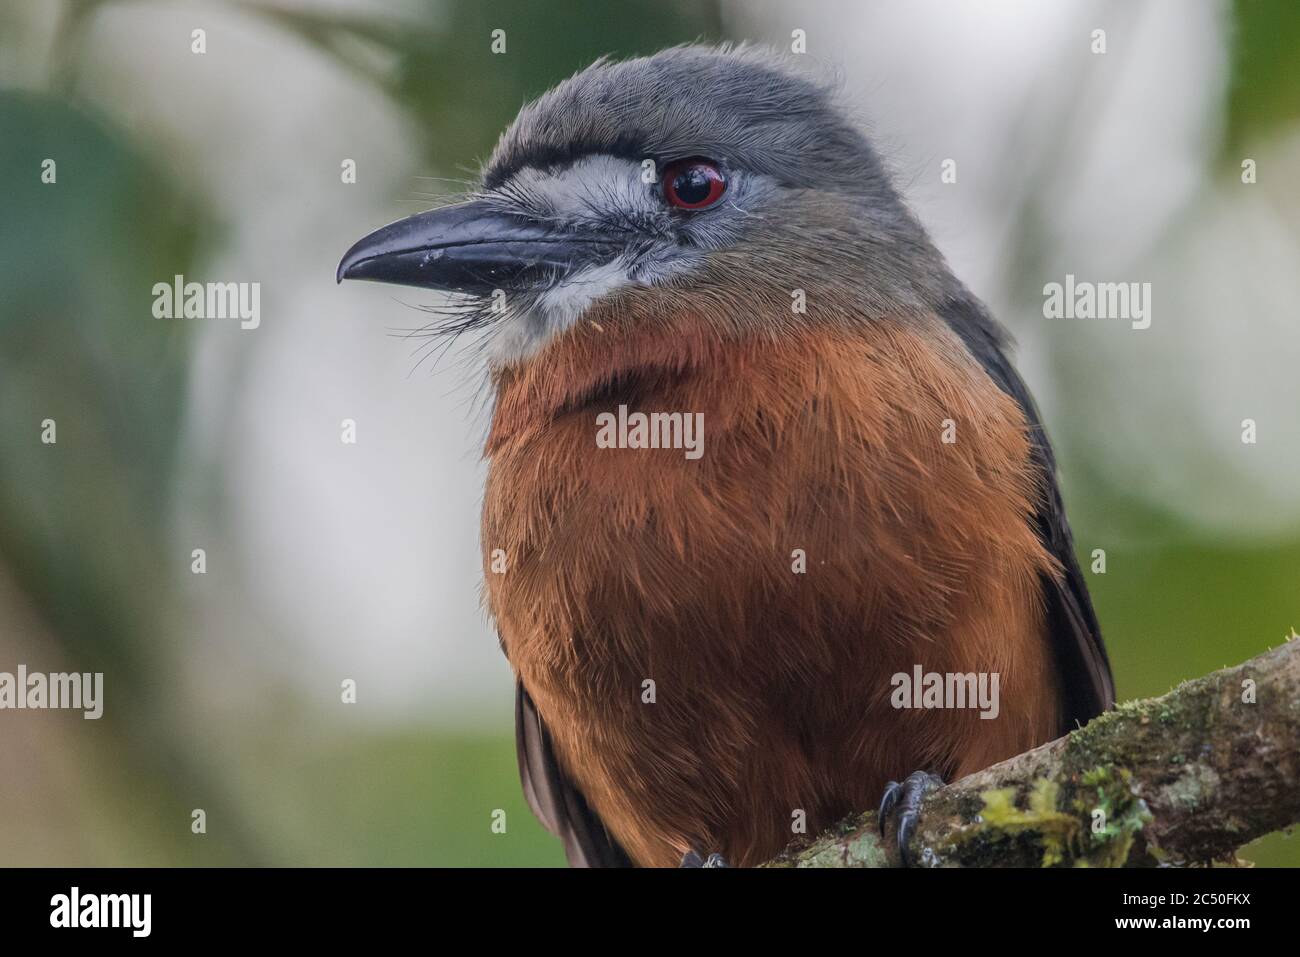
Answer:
[
  {"xmin": 877, "ymin": 770, "xmax": 944, "ymax": 866},
  {"xmin": 898, "ymin": 811, "xmax": 920, "ymax": 867},
  {"xmin": 680, "ymin": 850, "xmax": 705, "ymax": 868},
  {"xmin": 878, "ymin": 779, "xmax": 902, "ymax": 837},
  {"xmin": 703, "ymin": 852, "xmax": 729, "ymax": 868}
]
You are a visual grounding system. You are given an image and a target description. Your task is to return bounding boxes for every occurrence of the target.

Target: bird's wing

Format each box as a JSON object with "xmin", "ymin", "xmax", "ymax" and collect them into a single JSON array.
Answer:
[
  {"xmin": 515, "ymin": 681, "xmax": 633, "ymax": 867},
  {"xmin": 941, "ymin": 297, "xmax": 1116, "ymax": 730}
]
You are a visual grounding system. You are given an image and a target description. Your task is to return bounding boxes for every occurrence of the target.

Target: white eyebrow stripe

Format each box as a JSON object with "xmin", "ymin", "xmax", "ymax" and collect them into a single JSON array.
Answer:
[{"xmin": 494, "ymin": 155, "xmax": 660, "ymax": 222}]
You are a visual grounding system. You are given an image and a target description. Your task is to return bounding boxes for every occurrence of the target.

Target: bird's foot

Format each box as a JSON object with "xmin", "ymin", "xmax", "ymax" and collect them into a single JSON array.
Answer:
[
  {"xmin": 878, "ymin": 770, "xmax": 944, "ymax": 867},
  {"xmin": 680, "ymin": 850, "xmax": 729, "ymax": 868}
]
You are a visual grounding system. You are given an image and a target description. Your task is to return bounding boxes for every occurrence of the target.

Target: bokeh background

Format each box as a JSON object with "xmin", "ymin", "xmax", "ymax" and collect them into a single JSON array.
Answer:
[{"xmin": 1, "ymin": 0, "xmax": 1297, "ymax": 866}]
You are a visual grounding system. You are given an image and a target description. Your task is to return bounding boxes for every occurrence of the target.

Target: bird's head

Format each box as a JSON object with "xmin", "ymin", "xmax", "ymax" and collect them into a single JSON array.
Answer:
[{"xmin": 338, "ymin": 45, "xmax": 953, "ymax": 367}]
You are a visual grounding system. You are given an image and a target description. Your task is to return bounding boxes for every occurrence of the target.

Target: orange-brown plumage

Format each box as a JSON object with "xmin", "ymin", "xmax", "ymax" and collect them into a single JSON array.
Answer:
[{"xmin": 484, "ymin": 303, "xmax": 1064, "ymax": 867}]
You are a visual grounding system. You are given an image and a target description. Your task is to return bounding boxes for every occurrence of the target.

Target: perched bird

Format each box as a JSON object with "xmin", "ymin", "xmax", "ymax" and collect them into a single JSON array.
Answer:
[{"xmin": 338, "ymin": 45, "xmax": 1114, "ymax": 868}]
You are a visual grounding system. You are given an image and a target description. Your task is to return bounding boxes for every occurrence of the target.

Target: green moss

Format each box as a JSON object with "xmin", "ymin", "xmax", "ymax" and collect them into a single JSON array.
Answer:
[
  {"xmin": 959, "ymin": 779, "xmax": 1080, "ymax": 866},
  {"xmin": 945, "ymin": 768, "xmax": 1152, "ymax": 867},
  {"xmin": 1074, "ymin": 767, "xmax": 1154, "ymax": 867}
]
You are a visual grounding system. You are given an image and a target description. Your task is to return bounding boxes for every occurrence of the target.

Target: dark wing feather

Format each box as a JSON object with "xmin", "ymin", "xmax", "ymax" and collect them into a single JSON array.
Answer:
[
  {"xmin": 515, "ymin": 681, "xmax": 632, "ymax": 867},
  {"xmin": 940, "ymin": 297, "xmax": 1116, "ymax": 730}
]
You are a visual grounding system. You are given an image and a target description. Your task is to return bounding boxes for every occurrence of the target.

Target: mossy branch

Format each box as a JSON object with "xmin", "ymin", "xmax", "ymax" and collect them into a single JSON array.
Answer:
[{"xmin": 767, "ymin": 639, "xmax": 1300, "ymax": 867}]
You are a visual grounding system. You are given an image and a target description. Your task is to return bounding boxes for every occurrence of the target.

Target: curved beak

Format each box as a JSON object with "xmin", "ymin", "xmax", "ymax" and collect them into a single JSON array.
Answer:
[{"xmin": 337, "ymin": 200, "xmax": 622, "ymax": 294}]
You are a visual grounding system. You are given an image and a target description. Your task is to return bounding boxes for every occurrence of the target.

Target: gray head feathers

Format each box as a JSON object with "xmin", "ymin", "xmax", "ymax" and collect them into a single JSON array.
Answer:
[
  {"xmin": 479, "ymin": 45, "xmax": 965, "ymax": 314},
  {"xmin": 485, "ymin": 44, "xmax": 891, "ymax": 200}
]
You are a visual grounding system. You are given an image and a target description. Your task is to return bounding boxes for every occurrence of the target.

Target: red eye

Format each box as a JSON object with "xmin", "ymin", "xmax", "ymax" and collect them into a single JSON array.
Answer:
[{"xmin": 661, "ymin": 159, "xmax": 727, "ymax": 210}]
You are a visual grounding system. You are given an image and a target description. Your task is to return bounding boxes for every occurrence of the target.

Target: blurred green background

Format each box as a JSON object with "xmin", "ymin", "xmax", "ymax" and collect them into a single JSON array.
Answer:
[{"xmin": 1, "ymin": 0, "xmax": 1297, "ymax": 866}]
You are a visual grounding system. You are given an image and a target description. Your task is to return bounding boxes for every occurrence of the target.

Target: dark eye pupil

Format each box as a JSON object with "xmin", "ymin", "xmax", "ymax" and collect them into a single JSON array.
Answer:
[{"xmin": 673, "ymin": 167, "xmax": 712, "ymax": 204}]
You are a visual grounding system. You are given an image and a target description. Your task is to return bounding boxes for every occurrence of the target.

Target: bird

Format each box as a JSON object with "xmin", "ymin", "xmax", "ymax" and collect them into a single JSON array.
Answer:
[{"xmin": 337, "ymin": 44, "xmax": 1115, "ymax": 868}]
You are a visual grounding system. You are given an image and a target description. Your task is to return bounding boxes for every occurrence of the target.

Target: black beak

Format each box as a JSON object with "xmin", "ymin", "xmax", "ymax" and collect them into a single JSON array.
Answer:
[{"xmin": 337, "ymin": 200, "xmax": 621, "ymax": 294}]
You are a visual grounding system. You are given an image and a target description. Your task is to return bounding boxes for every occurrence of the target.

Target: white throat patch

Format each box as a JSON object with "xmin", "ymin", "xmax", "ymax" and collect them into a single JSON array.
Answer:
[{"xmin": 490, "ymin": 259, "xmax": 633, "ymax": 365}]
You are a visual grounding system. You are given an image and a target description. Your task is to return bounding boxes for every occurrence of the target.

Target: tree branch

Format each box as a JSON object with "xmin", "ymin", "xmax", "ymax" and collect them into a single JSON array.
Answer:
[{"xmin": 767, "ymin": 639, "xmax": 1300, "ymax": 867}]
